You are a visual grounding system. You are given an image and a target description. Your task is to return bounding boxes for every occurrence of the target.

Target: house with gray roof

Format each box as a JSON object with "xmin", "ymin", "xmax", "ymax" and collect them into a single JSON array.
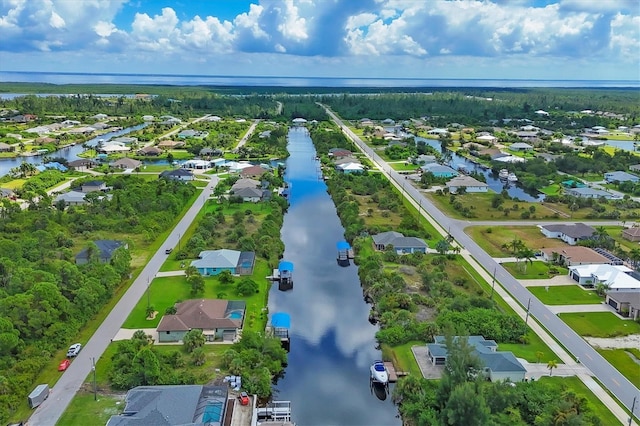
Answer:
[
  {"xmin": 539, "ymin": 223, "xmax": 595, "ymax": 245},
  {"xmin": 191, "ymin": 249, "xmax": 255, "ymax": 276},
  {"xmin": 107, "ymin": 385, "xmax": 228, "ymax": 426},
  {"xmin": 509, "ymin": 142, "xmax": 534, "ymax": 151},
  {"xmin": 604, "ymin": 171, "xmax": 639, "ymax": 184},
  {"xmin": 427, "ymin": 336, "xmax": 526, "ymax": 382},
  {"xmin": 605, "ymin": 291, "xmax": 640, "ymax": 320},
  {"xmin": 54, "ymin": 190, "xmax": 88, "ymax": 206},
  {"xmin": 446, "ymin": 175, "xmax": 489, "ymax": 193},
  {"xmin": 564, "ymin": 187, "xmax": 619, "ymax": 200},
  {"xmin": 160, "ymin": 168, "xmax": 194, "ymax": 181},
  {"xmin": 76, "ymin": 240, "xmax": 127, "ymax": 265},
  {"xmin": 157, "ymin": 299, "xmax": 246, "ymax": 343},
  {"xmin": 111, "ymin": 158, "xmax": 142, "ymax": 170},
  {"xmin": 232, "ymin": 186, "xmax": 263, "ymax": 202},
  {"xmin": 372, "ymin": 231, "xmax": 428, "ymax": 254}
]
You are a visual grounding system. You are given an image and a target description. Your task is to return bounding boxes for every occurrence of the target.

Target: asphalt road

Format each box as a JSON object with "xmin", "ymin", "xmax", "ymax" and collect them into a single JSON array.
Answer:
[
  {"xmin": 323, "ymin": 107, "xmax": 640, "ymax": 421},
  {"xmin": 27, "ymin": 176, "xmax": 218, "ymax": 426}
]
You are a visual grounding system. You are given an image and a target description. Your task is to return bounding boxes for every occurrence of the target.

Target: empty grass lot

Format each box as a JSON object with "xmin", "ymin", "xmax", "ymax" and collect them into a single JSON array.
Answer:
[
  {"xmin": 597, "ymin": 349, "xmax": 640, "ymax": 388},
  {"xmin": 560, "ymin": 312, "xmax": 640, "ymax": 337},
  {"xmin": 501, "ymin": 261, "xmax": 568, "ymax": 280},
  {"xmin": 466, "ymin": 225, "xmax": 568, "ymax": 257},
  {"xmin": 528, "ymin": 285, "xmax": 602, "ymax": 305}
]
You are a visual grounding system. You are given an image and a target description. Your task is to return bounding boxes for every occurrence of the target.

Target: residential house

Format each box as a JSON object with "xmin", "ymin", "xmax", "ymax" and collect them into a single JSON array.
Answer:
[
  {"xmin": 92, "ymin": 113, "xmax": 108, "ymax": 120},
  {"xmin": 568, "ymin": 264, "xmax": 640, "ymax": 289},
  {"xmin": 232, "ymin": 186, "xmax": 263, "ymax": 202},
  {"xmin": 182, "ymin": 159, "xmax": 210, "ymax": 170},
  {"xmin": 106, "ymin": 385, "xmax": 228, "ymax": 426},
  {"xmin": 604, "ymin": 171, "xmax": 639, "ymax": 183},
  {"xmin": 240, "ymin": 165, "xmax": 268, "ymax": 179},
  {"xmin": 75, "ymin": 240, "xmax": 126, "ymax": 265},
  {"xmin": 629, "ymin": 164, "xmax": 640, "ymax": 173},
  {"xmin": 111, "ymin": 158, "xmax": 142, "ymax": 170},
  {"xmin": 336, "ymin": 162, "xmax": 365, "ymax": 174},
  {"xmin": 292, "ymin": 117, "xmax": 307, "ymax": 125},
  {"xmin": 328, "ymin": 148, "xmax": 353, "ymax": 159},
  {"xmin": 230, "ymin": 178, "xmax": 260, "ymax": 192},
  {"xmin": 446, "ymin": 175, "xmax": 489, "ymax": 193},
  {"xmin": 420, "ymin": 163, "xmax": 458, "ymax": 178},
  {"xmin": 81, "ymin": 180, "xmax": 107, "ymax": 193},
  {"xmin": 67, "ymin": 159, "xmax": 97, "ymax": 170},
  {"xmin": 34, "ymin": 137, "xmax": 58, "ymax": 145},
  {"xmin": 476, "ymin": 134, "xmax": 497, "ymax": 143},
  {"xmin": 224, "ymin": 161, "xmax": 253, "ymax": 173},
  {"xmin": 157, "ymin": 299, "xmax": 245, "ymax": 343},
  {"xmin": 333, "ymin": 156, "xmax": 361, "ymax": 166},
  {"xmin": 605, "ymin": 292, "xmax": 640, "ymax": 320},
  {"xmin": 97, "ymin": 142, "xmax": 130, "ymax": 154},
  {"xmin": 372, "ymin": 231, "xmax": 428, "ymax": 254},
  {"xmin": 426, "ymin": 336, "xmax": 526, "ymax": 382},
  {"xmin": 177, "ymin": 129, "xmax": 198, "ymax": 138},
  {"xmin": 427, "ymin": 128, "xmax": 449, "ymax": 136},
  {"xmin": 508, "ymin": 142, "xmax": 534, "ymax": 151},
  {"xmin": 0, "ymin": 188, "xmax": 16, "ymax": 199},
  {"xmin": 540, "ymin": 246, "xmax": 614, "ymax": 266},
  {"xmin": 112, "ymin": 137, "xmax": 138, "ymax": 145},
  {"xmin": 564, "ymin": 187, "xmax": 619, "ymax": 199},
  {"xmin": 160, "ymin": 169, "xmax": 194, "ymax": 181},
  {"xmin": 622, "ymin": 227, "xmax": 640, "ymax": 242},
  {"xmin": 142, "ymin": 115, "xmax": 154, "ymax": 122},
  {"xmin": 414, "ymin": 154, "xmax": 438, "ymax": 165},
  {"xmin": 0, "ymin": 142, "xmax": 15, "ymax": 152},
  {"xmin": 190, "ymin": 249, "xmax": 255, "ymax": 276},
  {"xmin": 539, "ymin": 223, "xmax": 595, "ymax": 245},
  {"xmin": 137, "ymin": 146, "xmax": 162, "ymax": 156},
  {"xmin": 54, "ymin": 191, "xmax": 88, "ymax": 206}
]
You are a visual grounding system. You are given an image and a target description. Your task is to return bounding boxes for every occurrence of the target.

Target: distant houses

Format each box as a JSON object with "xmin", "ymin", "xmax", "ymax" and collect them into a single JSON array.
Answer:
[
  {"xmin": 371, "ymin": 231, "xmax": 428, "ymax": 254},
  {"xmin": 446, "ymin": 175, "xmax": 489, "ymax": 193},
  {"xmin": 539, "ymin": 223, "xmax": 595, "ymax": 246},
  {"xmin": 420, "ymin": 163, "xmax": 458, "ymax": 178},
  {"xmin": 604, "ymin": 171, "xmax": 639, "ymax": 184},
  {"xmin": 160, "ymin": 169, "xmax": 194, "ymax": 181},
  {"xmin": 75, "ymin": 240, "xmax": 127, "ymax": 265},
  {"xmin": 563, "ymin": 187, "xmax": 619, "ymax": 200}
]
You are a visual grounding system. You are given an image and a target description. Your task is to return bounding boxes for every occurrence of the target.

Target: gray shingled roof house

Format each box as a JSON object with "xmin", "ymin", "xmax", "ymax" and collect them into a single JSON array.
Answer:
[
  {"xmin": 605, "ymin": 291, "xmax": 640, "ymax": 320},
  {"xmin": 427, "ymin": 336, "xmax": 526, "ymax": 382},
  {"xmin": 372, "ymin": 231, "xmax": 428, "ymax": 254},
  {"xmin": 75, "ymin": 240, "xmax": 127, "ymax": 265},
  {"xmin": 107, "ymin": 385, "xmax": 228, "ymax": 426},
  {"xmin": 539, "ymin": 223, "xmax": 595, "ymax": 245},
  {"xmin": 157, "ymin": 299, "xmax": 245, "ymax": 343}
]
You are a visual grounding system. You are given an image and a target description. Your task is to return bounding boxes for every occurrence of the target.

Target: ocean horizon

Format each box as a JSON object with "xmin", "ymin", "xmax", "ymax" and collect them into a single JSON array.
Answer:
[{"xmin": 1, "ymin": 70, "xmax": 638, "ymax": 89}]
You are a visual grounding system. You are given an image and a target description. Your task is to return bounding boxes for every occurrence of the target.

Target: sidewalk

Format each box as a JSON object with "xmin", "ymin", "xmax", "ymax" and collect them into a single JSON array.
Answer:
[
  {"xmin": 547, "ymin": 304, "xmax": 614, "ymax": 314},
  {"xmin": 520, "ymin": 275, "xmax": 576, "ymax": 286}
]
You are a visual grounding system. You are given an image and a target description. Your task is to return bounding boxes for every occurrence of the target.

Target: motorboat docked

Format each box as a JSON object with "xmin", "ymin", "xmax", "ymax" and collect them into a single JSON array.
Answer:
[
  {"xmin": 498, "ymin": 169, "xmax": 509, "ymax": 179},
  {"xmin": 370, "ymin": 360, "xmax": 389, "ymax": 384},
  {"xmin": 507, "ymin": 173, "xmax": 518, "ymax": 182}
]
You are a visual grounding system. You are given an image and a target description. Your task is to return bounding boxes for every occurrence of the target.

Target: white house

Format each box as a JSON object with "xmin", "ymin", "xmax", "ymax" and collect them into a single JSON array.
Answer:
[
  {"xmin": 446, "ymin": 175, "xmax": 489, "ymax": 193},
  {"xmin": 539, "ymin": 223, "xmax": 595, "ymax": 245},
  {"xmin": 476, "ymin": 134, "xmax": 497, "ymax": 143},
  {"xmin": 568, "ymin": 264, "xmax": 640, "ymax": 289},
  {"xmin": 509, "ymin": 142, "xmax": 533, "ymax": 151}
]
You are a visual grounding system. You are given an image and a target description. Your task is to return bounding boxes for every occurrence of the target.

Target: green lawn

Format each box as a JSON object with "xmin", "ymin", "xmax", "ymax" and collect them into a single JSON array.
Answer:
[
  {"xmin": 122, "ymin": 260, "xmax": 271, "ymax": 333},
  {"xmin": 528, "ymin": 285, "xmax": 602, "ymax": 305},
  {"xmin": 536, "ymin": 376, "xmax": 616, "ymax": 424},
  {"xmin": 560, "ymin": 312, "xmax": 640, "ymax": 337},
  {"xmin": 540, "ymin": 183, "xmax": 562, "ymax": 195},
  {"xmin": 56, "ymin": 393, "xmax": 124, "ymax": 426},
  {"xmin": 501, "ymin": 261, "xmax": 567, "ymax": 280},
  {"xmin": 597, "ymin": 349, "xmax": 640, "ymax": 388},
  {"xmin": 466, "ymin": 225, "xmax": 568, "ymax": 257}
]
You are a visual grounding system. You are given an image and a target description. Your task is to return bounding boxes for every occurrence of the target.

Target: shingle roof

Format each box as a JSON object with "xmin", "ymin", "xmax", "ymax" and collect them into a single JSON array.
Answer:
[
  {"xmin": 157, "ymin": 299, "xmax": 245, "ymax": 332},
  {"xmin": 232, "ymin": 187, "xmax": 263, "ymax": 198},
  {"xmin": 541, "ymin": 223, "xmax": 595, "ymax": 239},
  {"xmin": 76, "ymin": 240, "xmax": 124, "ymax": 262},
  {"xmin": 191, "ymin": 249, "xmax": 240, "ymax": 269}
]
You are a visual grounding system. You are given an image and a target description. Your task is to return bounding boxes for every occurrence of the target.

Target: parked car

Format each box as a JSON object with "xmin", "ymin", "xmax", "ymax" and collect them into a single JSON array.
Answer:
[
  {"xmin": 165, "ymin": 248, "xmax": 173, "ymax": 254},
  {"xmin": 238, "ymin": 392, "xmax": 249, "ymax": 406},
  {"xmin": 66, "ymin": 343, "xmax": 82, "ymax": 357},
  {"xmin": 58, "ymin": 359, "xmax": 70, "ymax": 371}
]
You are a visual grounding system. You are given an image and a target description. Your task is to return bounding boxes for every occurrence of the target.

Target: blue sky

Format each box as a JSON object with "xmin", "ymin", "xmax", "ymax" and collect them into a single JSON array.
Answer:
[{"xmin": 0, "ymin": 0, "xmax": 638, "ymax": 81}]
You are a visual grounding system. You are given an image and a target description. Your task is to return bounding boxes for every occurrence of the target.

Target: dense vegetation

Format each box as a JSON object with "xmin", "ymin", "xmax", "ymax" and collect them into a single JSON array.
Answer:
[{"xmin": 0, "ymin": 175, "xmax": 195, "ymax": 423}]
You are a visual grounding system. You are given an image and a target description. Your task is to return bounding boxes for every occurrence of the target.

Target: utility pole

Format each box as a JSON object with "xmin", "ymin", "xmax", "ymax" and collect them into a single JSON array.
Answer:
[
  {"xmin": 146, "ymin": 276, "xmax": 150, "ymax": 309},
  {"xmin": 490, "ymin": 268, "xmax": 497, "ymax": 300},
  {"xmin": 92, "ymin": 357, "xmax": 97, "ymax": 401},
  {"xmin": 629, "ymin": 395, "xmax": 636, "ymax": 426},
  {"xmin": 524, "ymin": 298, "xmax": 531, "ymax": 332}
]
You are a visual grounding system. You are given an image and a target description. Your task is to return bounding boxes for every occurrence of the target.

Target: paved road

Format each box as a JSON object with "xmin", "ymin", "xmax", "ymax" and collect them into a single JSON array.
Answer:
[
  {"xmin": 323, "ymin": 107, "xmax": 640, "ymax": 423},
  {"xmin": 27, "ymin": 176, "xmax": 219, "ymax": 426},
  {"xmin": 234, "ymin": 119, "xmax": 260, "ymax": 150}
]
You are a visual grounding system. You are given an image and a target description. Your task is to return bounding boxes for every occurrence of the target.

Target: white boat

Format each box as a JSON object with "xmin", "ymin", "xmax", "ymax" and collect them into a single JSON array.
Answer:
[
  {"xmin": 370, "ymin": 360, "xmax": 389, "ymax": 384},
  {"xmin": 498, "ymin": 169, "xmax": 509, "ymax": 179},
  {"xmin": 508, "ymin": 173, "xmax": 518, "ymax": 182}
]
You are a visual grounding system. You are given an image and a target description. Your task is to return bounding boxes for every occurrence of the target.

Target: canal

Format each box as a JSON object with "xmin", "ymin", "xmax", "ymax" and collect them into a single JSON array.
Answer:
[{"xmin": 267, "ymin": 127, "xmax": 401, "ymax": 425}]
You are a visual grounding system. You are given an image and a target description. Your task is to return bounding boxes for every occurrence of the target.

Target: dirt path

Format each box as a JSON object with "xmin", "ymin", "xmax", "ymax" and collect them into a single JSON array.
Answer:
[{"xmin": 585, "ymin": 334, "xmax": 640, "ymax": 349}]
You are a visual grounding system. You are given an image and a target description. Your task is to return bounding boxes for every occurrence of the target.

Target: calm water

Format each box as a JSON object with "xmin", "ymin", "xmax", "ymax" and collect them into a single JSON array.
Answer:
[
  {"xmin": 0, "ymin": 124, "xmax": 148, "ymax": 177},
  {"xmin": 268, "ymin": 128, "xmax": 400, "ymax": 425},
  {"xmin": 1, "ymin": 71, "xmax": 638, "ymax": 88}
]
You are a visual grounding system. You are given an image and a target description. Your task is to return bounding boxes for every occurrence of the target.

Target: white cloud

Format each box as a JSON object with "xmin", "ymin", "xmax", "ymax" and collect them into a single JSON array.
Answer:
[{"xmin": 275, "ymin": 0, "xmax": 308, "ymax": 41}]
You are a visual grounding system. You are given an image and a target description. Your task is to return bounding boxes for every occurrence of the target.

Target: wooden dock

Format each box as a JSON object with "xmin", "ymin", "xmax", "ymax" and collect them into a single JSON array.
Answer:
[{"xmin": 384, "ymin": 361, "xmax": 408, "ymax": 383}]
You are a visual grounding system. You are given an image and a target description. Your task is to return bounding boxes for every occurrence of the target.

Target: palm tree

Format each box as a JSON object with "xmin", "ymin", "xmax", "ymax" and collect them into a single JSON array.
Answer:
[
  {"xmin": 517, "ymin": 247, "xmax": 536, "ymax": 273},
  {"xmin": 547, "ymin": 359, "xmax": 558, "ymax": 376},
  {"xmin": 535, "ymin": 351, "xmax": 544, "ymax": 364},
  {"xmin": 507, "ymin": 237, "xmax": 524, "ymax": 255},
  {"xmin": 594, "ymin": 281, "xmax": 611, "ymax": 297},
  {"xmin": 629, "ymin": 248, "xmax": 640, "ymax": 269}
]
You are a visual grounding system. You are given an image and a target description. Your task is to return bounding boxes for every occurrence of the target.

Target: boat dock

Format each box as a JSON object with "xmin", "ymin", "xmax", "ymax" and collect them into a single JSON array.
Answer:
[
  {"xmin": 266, "ymin": 312, "xmax": 291, "ymax": 351},
  {"xmin": 384, "ymin": 361, "xmax": 406, "ymax": 383},
  {"xmin": 267, "ymin": 261, "xmax": 294, "ymax": 291},
  {"xmin": 336, "ymin": 241, "xmax": 351, "ymax": 265}
]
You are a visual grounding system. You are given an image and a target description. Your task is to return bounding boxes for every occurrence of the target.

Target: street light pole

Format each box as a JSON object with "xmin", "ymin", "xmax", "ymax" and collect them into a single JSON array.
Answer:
[{"xmin": 524, "ymin": 298, "xmax": 531, "ymax": 332}]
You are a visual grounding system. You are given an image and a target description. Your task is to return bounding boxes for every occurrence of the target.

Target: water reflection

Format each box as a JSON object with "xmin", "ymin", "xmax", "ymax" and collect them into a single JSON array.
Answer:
[{"xmin": 268, "ymin": 127, "xmax": 400, "ymax": 425}]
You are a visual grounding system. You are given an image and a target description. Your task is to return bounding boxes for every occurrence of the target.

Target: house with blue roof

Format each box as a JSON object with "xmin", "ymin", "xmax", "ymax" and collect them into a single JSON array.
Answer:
[
  {"xmin": 191, "ymin": 249, "xmax": 255, "ymax": 276},
  {"xmin": 426, "ymin": 335, "xmax": 526, "ymax": 382},
  {"xmin": 372, "ymin": 231, "xmax": 428, "ymax": 254},
  {"xmin": 420, "ymin": 163, "xmax": 458, "ymax": 178}
]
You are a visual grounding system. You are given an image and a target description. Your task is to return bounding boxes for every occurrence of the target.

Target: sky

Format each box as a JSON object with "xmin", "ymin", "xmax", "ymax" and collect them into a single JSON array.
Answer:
[{"xmin": 0, "ymin": 0, "xmax": 638, "ymax": 81}]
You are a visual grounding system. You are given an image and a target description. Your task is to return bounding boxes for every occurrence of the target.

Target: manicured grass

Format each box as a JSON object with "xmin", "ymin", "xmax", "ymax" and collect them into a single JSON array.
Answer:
[
  {"xmin": 536, "ymin": 376, "xmax": 616, "ymax": 424},
  {"xmin": 466, "ymin": 225, "xmax": 568, "ymax": 257},
  {"xmin": 122, "ymin": 259, "xmax": 271, "ymax": 333},
  {"xmin": 540, "ymin": 183, "xmax": 561, "ymax": 195},
  {"xmin": 498, "ymin": 331, "xmax": 555, "ymax": 363},
  {"xmin": 597, "ymin": 349, "xmax": 640, "ymax": 388},
  {"xmin": 560, "ymin": 312, "xmax": 640, "ymax": 337},
  {"xmin": 501, "ymin": 261, "xmax": 568, "ymax": 280},
  {"xmin": 56, "ymin": 393, "xmax": 124, "ymax": 426},
  {"xmin": 385, "ymin": 341, "xmax": 423, "ymax": 377},
  {"xmin": 389, "ymin": 162, "xmax": 419, "ymax": 171},
  {"xmin": 602, "ymin": 226, "xmax": 639, "ymax": 252},
  {"xmin": 528, "ymin": 285, "xmax": 602, "ymax": 305}
]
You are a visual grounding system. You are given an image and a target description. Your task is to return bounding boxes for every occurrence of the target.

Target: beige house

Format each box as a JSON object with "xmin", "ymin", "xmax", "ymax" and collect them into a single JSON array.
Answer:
[
  {"xmin": 540, "ymin": 246, "xmax": 615, "ymax": 266},
  {"xmin": 622, "ymin": 227, "xmax": 640, "ymax": 242}
]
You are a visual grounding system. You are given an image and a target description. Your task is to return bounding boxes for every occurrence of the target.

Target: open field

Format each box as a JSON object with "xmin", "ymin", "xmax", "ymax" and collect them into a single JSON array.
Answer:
[
  {"xmin": 528, "ymin": 285, "xmax": 603, "ymax": 305},
  {"xmin": 465, "ymin": 225, "xmax": 568, "ymax": 257},
  {"xmin": 560, "ymin": 312, "xmax": 640, "ymax": 337}
]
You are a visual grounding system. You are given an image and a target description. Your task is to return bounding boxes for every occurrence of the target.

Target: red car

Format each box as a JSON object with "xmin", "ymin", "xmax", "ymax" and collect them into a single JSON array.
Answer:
[
  {"xmin": 58, "ymin": 359, "xmax": 71, "ymax": 371},
  {"xmin": 238, "ymin": 392, "xmax": 249, "ymax": 406}
]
